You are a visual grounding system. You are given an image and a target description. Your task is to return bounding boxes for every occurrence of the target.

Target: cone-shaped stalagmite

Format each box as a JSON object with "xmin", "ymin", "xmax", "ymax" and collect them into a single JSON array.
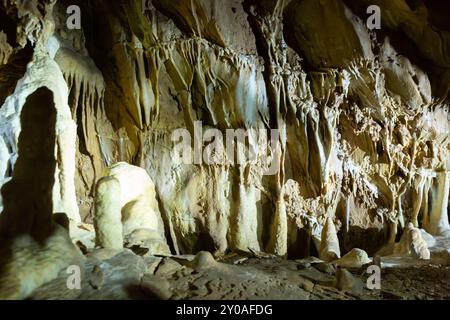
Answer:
[{"xmin": 320, "ymin": 216, "xmax": 341, "ymax": 262}]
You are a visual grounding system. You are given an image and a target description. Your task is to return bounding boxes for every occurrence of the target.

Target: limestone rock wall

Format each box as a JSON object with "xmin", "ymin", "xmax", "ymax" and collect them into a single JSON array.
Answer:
[
  {"xmin": 0, "ymin": 0, "xmax": 449, "ymax": 258},
  {"xmin": 0, "ymin": 0, "xmax": 79, "ymax": 222}
]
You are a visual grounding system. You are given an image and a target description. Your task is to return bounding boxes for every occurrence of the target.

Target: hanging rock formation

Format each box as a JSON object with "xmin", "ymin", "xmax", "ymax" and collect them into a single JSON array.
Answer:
[{"xmin": 0, "ymin": 0, "xmax": 449, "ymax": 300}]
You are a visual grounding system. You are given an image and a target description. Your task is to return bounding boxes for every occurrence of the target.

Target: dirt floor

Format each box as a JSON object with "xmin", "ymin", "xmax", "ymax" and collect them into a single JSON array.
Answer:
[{"xmin": 29, "ymin": 248, "xmax": 450, "ymax": 300}]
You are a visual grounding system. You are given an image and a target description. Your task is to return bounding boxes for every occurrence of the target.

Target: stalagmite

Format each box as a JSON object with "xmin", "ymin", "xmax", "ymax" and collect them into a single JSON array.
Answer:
[
  {"xmin": 411, "ymin": 175, "xmax": 426, "ymax": 227},
  {"xmin": 94, "ymin": 176, "xmax": 123, "ymax": 250},
  {"xmin": 0, "ymin": 45, "xmax": 80, "ymax": 223},
  {"xmin": 0, "ymin": 0, "xmax": 450, "ymax": 300},
  {"xmin": 319, "ymin": 216, "xmax": 341, "ymax": 262},
  {"xmin": 428, "ymin": 172, "xmax": 450, "ymax": 236},
  {"xmin": 268, "ymin": 198, "xmax": 288, "ymax": 257},
  {"xmin": 0, "ymin": 87, "xmax": 83, "ymax": 299},
  {"xmin": 393, "ymin": 223, "xmax": 430, "ymax": 260},
  {"xmin": 233, "ymin": 180, "xmax": 261, "ymax": 252},
  {"xmin": 104, "ymin": 163, "xmax": 167, "ymax": 240}
]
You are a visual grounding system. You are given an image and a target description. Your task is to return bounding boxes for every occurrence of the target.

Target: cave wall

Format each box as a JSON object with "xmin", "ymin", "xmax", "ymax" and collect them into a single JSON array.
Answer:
[{"xmin": 0, "ymin": 0, "xmax": 449, "ymax": 258}]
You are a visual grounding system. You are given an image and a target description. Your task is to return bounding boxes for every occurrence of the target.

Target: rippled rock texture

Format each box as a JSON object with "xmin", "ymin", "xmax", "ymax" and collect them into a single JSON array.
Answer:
[{"xmin": 0, "ymin": 0, "xmax": 449, "ymax": 300}]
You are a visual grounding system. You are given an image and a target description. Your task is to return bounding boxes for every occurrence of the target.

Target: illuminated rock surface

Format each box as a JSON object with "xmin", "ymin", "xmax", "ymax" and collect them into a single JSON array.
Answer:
[{"xmin": 0, "ymin": 0, "xmax": 449, "ymax": 300}]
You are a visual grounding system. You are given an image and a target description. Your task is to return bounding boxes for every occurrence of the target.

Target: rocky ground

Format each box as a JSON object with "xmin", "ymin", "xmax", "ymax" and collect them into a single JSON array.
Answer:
[{"xmin": 29, "ymin": 247, "xmax": 450, "ymax": 300}]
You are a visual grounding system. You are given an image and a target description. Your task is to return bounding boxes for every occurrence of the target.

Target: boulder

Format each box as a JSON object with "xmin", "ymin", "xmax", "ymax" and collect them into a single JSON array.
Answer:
[{"xmin": 334, "ymin": 248, "xmax": 371, "ymax": 269}]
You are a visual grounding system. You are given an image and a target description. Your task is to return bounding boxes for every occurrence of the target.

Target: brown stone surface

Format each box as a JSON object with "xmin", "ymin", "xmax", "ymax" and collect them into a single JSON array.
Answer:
[{"xmin": 0, "ymin": 0, "xmax": 449, "ymax": 300}]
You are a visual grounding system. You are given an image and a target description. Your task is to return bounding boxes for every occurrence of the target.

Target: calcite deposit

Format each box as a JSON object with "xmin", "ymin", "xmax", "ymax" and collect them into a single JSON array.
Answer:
[{"xmin": 0, "ymin": 0, "xmax": 449, "ymax": 300}]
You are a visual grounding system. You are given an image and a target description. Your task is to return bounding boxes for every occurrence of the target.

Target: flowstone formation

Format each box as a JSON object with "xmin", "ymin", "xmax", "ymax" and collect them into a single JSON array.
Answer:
[
  {"xmin": 94, "ymin": 162, "xmax": 169, "ymax": 254},
  {"xmin": 0, "ymin": 0, "xmax": 449, "ymax": 300}
]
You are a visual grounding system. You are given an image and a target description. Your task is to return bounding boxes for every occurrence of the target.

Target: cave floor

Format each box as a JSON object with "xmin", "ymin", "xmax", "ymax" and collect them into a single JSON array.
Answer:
[{"xmin": 30, "ymin": 248, "xmax": 450, "ymax": 300}]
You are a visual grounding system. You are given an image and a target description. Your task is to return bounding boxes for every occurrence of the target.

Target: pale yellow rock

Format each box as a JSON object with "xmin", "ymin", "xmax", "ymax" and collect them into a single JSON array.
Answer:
[
  {"xmin": 94, "ymin": 176, "xmax": 123, "ymax": 250},
  {"xmin": 1, "ymin": 0, "xmax": 450, "ymax": 274},
  {"xmin": 394, "ymin": 223, "xmax": 431, "ymax": 260},
  {"xmin": 192, "ymin": 251, "xmax": 217, "ymax": 271},
  {"xmin": 0, "ymin": 224, "xmax": 84, "ymax": 300},
  {"xmin": 320, "ymin": 216, "xmax": 341, "ymax": 262},
  {"xmin": 0, "ymin": 48, "xmax": 80, "ymax": 223},
  {"xmin": 0, "ymin": 32, "xmax": 13, "ymax": 65},
  {"xmin": 334, "ymin": 248, "xmax": 371, "ymax": 269},
  {"xmin": 104, "ymin": 162, "xmax": 166, "ymax": 240},
  {"xmin": 428, "ymin": 172, "xmax": 450, "ymax": 236}
]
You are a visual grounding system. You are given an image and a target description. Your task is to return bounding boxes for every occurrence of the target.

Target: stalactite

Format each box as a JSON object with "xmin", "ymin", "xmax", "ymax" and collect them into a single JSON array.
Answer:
[{"xmin": 57, "ymin": 48, "xmax": 106, "ymax": 174}]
